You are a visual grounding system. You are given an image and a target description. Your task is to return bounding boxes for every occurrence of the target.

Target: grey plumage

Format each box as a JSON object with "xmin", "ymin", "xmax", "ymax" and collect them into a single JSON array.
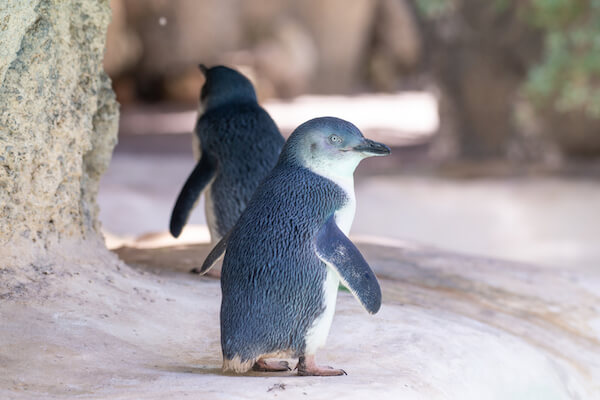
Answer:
[
  {"xmin": 201, "ymin": 117, "xmax": 390, "ymax": 374},
  {"xmin": 221, "ymin": 164, "xmax": 346, "ymax": 362},
  {"xmin": 170, "ymin": 65, "xmax": 284, "ymax": 240}
]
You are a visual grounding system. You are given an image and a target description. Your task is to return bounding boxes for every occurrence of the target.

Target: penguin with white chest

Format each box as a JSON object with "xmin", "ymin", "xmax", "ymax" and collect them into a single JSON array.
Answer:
[
  {"xmin": 170, "ymin": 65, "xmax": 284, "ymax": 244},
  {"xmin": 200, "ymin": 117, "xmax": 391, "ymax": 375}
]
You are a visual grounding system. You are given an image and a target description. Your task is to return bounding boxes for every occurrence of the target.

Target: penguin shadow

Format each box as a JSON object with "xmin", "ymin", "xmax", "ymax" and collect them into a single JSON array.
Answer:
[
  {"xmin": 159, "ymin": 363, "xmax": 298, "ymax": 378},
  {"xmin": 112, "ymin": 241, "xmax": 218, "ymax": 277},
  {"xmin": 159, "ymin": 364, "xmax": 223, "ymax": 376}
]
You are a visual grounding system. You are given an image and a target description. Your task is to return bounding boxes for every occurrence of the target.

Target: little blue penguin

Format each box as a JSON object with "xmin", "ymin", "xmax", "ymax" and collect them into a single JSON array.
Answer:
[
  {"xmin": 169, "ymin": 64, "xmax": 284, "ymax": 244},
  {"xmin": 199, "ymin": 116, "xmax": 391, "ymax": 375}
]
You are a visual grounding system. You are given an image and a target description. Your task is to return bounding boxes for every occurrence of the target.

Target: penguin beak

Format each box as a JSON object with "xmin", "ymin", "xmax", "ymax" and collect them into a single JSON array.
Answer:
[
  {"xmin": 198, "ymin": 64, "xmax": 208, "ymax": 75},
  {"xmin": 353, "ymin": 138, "xmax": 391, "ymax": 156}
]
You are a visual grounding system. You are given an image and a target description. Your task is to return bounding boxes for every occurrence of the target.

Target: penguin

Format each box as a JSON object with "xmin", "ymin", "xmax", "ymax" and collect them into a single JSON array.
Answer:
[
  {"xmin": 169, "ymin": 64, "xmax": 285, "ymax": 245},
  {"xmin": 199, "ymin": 117, "xmax": 391, "ymax": 376}
]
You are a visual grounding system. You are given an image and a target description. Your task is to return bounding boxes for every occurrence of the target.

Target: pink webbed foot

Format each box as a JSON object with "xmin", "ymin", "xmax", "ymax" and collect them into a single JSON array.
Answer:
[{"xmin": 295, "ymin": 355, "xmax": 347, "ymax": 376}]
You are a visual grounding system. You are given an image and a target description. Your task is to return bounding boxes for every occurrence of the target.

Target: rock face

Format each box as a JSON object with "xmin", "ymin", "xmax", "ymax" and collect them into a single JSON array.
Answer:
[{"xmin": 0, "ymin": 0, "xmax": 119, "ymax": 251}]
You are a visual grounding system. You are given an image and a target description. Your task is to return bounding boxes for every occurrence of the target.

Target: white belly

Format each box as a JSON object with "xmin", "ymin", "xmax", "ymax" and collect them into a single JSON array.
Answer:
[
  {"xmin": 303, "ymin": 266, "xmax": 340, "ymax": 355},
  {"xmin": 303, "ymin": 185, "xmax": 355, "ymax": 354},
  {"xmin": 204, "ymin": 184, "xmax": 220, "ymax": 244}
]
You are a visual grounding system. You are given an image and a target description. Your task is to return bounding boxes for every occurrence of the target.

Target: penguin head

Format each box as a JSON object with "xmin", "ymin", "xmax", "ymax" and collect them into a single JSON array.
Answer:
[
  {"xmin": 198, "ymin": 65, "xmax": 258, "ymax": 112},
  {"xmin": 281, "ymin": 117, "xmax": 391, "ymax": 179}
]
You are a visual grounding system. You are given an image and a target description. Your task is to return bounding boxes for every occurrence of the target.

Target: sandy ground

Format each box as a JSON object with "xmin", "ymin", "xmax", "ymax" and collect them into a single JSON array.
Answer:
[{"xmin": 1, "ymin": 239, "xmax": 598, "ymax": 399}]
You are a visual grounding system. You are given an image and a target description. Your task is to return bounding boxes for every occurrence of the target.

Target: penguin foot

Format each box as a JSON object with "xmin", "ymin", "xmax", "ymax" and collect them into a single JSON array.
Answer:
[
  {"xmin": 252, "ymin": 359, "xmax": 291, "ymax": 372},
  {"xmin": 295, "ymin": 355, "xmax": 347, "ymax": 376}
]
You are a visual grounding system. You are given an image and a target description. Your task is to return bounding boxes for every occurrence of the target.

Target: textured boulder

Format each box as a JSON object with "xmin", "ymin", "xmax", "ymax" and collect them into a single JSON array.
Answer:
[{"xmin": 0, "ymin": 1, "xmax": 118, "ymax": 272}]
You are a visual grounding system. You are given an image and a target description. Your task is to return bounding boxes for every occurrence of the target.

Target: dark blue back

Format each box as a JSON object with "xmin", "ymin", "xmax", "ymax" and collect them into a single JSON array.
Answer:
[
  {"xmin": 220, "ymin": 162, "xmax": 347, "ymax": 362},
  {"xmin": 197, "ymin": 102, "xmax": 284, "ymax": 236}
]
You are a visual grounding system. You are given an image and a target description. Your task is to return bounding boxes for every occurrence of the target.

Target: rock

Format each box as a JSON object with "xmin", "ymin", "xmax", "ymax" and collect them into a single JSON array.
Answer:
[
  {"xmin": 103, "ymin": 0, "xmax": 142, "ymax": 78},
  {"xmin": 123, "ymin": 0, "xmax": 242, "ymax": 98},
  {"xmin": 103, "ymin": 0, "xmax": 428, "ymax": 99},
  {"xmin": 292, "ymin": 0, "xmax": 377, "ymax": 93},
  {"xmin": 0, "ymin": 0, "xmax": 119, "ymax": 307},
  {"xmin": 368, "ymin": 0, "xmax": 423, "ymax": 91},
  {"xmin": 1, "ymin": 240, "xmax": 598, "ymax": 398},
  {"xmin": 162, "ymin": 65, "xmax": 206, "ymax": 104},
  {"xmin": 0, "ymin": 0, "xmax": 118, "ymax": 251},
  {"xmin": 251, "ymin": 18, "xmax": 318, "ymax": 98}
]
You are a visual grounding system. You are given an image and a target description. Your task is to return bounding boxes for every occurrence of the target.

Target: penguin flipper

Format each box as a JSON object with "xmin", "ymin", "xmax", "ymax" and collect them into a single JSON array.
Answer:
[
  {"xmin": 315, "ymin": 216, "xmax": 382, "ymax": 314},
  {"xmin": 170, "ymin": 154, "xmax": 217, "ymax": 238},
  {"xmin": 195, "ymin": 231, "xmax": 230, "ymax": 275}
]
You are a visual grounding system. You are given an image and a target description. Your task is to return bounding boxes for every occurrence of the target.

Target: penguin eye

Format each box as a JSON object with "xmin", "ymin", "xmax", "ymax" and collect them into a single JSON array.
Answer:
[{"xmin": 329, "ymin": 135, "xmax": 342, "ymax": 144}]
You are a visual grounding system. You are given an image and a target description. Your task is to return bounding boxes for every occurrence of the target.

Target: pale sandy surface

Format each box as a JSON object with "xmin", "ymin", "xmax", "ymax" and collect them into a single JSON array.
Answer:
[{"xmin": 1, "ymin": 239, "xmax": 598, "ymax": 399}]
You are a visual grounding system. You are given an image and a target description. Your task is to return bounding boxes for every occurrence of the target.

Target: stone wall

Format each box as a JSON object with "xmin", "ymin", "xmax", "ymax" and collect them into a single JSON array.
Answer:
[{"xmin": 0, "ymin": 0, "xmax": 119, "ymax": 253}]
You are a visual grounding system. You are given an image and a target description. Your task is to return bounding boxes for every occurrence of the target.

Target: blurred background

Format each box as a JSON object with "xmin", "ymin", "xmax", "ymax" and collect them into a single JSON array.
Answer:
[{"xmin": 99, "ymin": 0, "xmax": 600, "ymax": 270}]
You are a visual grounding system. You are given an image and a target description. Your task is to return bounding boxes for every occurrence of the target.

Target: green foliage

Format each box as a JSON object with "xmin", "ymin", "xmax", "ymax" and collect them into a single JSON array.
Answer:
[
  {"xmin": 416, "ymin": 0, "xmax": 600, "ymax": 117},
  {"xmin": 415, "ymin": 0, "xmax": 455, "ymax": 18},
  {"xmin": 524, "ymin": 0, "xmax": 600, "ymax": 116}
]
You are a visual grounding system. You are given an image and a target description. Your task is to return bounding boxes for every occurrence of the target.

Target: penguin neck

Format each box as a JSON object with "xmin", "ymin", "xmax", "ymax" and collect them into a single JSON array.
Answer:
[
  {"xmin": 303, "ymin": 158, "xmax": 359, "ymax": 236},
  {"xmin": 305, "ymin": 154, "xmax": 360, "ymax": 190},
  {"xmin": 203, "ymin": 93, "xmax": 257, "ymax": 113}
]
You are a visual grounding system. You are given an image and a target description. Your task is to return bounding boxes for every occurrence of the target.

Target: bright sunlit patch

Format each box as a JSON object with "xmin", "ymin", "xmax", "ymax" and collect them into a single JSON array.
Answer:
[
  {"xmin": 120, "ymin": 92, "xmax": 439, "ymax": 146},
  {"xmin": 265, "ymin": 92, "xmax": 439, "ymax": 145},
  {"xmin": 103, "ymin": 224, "xmax": 211, "ymax": 249}
]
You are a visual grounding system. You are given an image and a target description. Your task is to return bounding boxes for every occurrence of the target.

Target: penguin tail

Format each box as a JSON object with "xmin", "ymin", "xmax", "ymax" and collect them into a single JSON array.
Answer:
[
  {"xmin": 222, "ymin": 356, "xmax": 255, "ymax": 374},
  {"xmin": 170, "ymin": 155, "xmax": 217, "ymax": 238},
  {"xmin": 195, "ymin": 231, "xmax": 229, "ymax": 275}
]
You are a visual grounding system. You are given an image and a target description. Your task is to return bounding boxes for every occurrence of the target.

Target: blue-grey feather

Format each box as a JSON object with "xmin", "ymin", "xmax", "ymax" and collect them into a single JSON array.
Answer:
[
  {"xmin": 197, "ymin": 103, "xmax": 284, "ymax": 236},
  {"xmin": 220, "ymin": 164, "xmax": 347, "ymax": 362},
  {"xmin": 170, "ymin": 65, "xmax": 284, "ymax": 238},
  {"xmin": 315, "ymin": 215, "xmax": 381, "ymax": 314}
]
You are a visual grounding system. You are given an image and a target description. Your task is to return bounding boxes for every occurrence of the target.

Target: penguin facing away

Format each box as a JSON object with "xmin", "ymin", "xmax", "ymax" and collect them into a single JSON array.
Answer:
[
  {"xmin": 200, "ymin": 117, "xmax": 391, "ymax": 376},
  {"xmin": 169, "ymin": 65, "xmax": 285, "ymax": 244}
]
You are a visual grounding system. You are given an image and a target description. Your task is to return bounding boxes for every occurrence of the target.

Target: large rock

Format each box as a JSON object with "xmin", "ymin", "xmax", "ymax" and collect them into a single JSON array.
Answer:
[
  {"xmin": 1, "ymin": 239, "xmax": 598, "ymax": 398},
  {"xmin": 368, "ymin": 0, "xmax": 423, "ymax": 91},
  {"xmin": 0, "ymin": 0, "xmax": 118, "ymax": 280},
  {"xmin": 122, "ymin": 0, "xmax": 242, "ymax": 100},
  {"xmin": 292, "ymin": 0, "xmax": 377, "ymax": 93},
  {"xmin": 108, "ymin": 0, "xmax": 387, "ymax": 99},
  {"xmin": 103, "ymin": 0, "xmax": 142, "ymax": 78}
]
